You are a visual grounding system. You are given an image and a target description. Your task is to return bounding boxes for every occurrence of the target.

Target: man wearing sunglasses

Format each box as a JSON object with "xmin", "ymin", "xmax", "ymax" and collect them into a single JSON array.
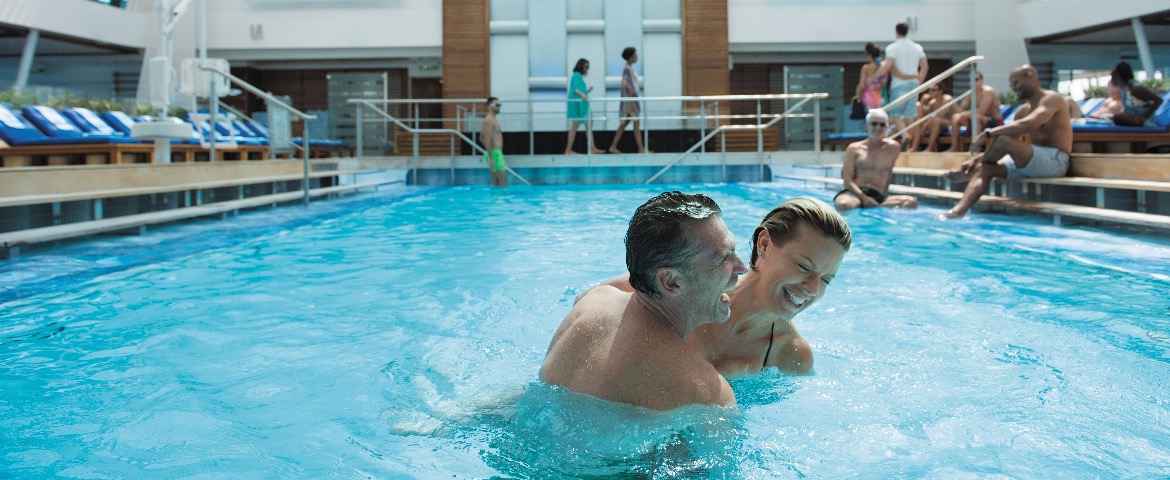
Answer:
[{"xmin": 834, "ymin": 108, "xmax": 920, "ymax": 211}]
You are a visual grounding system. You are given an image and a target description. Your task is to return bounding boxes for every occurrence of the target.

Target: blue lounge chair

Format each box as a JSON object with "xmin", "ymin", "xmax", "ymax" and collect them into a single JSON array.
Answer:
[
  {"xmin": 1072, "ymin": 92, "xmax": 1170, "ymax": 148},
  {"xmin": 0, "ymin": 104, "xmax": 119, "ymax": 146},
  {"xmin": 21, "ymin": 106, "xmax": 136, "ymax": 143},
  {"xmin": 62, "ymin": 108, "xmax": 145, "ymax": 142}
]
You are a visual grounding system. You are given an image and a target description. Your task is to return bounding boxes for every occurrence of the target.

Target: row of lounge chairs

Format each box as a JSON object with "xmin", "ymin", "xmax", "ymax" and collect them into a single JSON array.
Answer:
[{"xmin": 0, "ymin": 104, "xmax": 349, "ymax": 166}]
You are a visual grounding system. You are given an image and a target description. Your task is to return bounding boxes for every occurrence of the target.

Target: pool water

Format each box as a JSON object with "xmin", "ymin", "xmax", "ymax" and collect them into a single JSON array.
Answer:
[{"xmin": 2, "ymin": 184, "xmax": 1169, "ymax": 478}]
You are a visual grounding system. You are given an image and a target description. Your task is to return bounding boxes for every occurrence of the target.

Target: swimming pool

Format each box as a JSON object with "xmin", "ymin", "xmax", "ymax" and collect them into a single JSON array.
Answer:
[{"xmin": 2, "ymin": 183, "xmax": 1169, "ymax": 478}]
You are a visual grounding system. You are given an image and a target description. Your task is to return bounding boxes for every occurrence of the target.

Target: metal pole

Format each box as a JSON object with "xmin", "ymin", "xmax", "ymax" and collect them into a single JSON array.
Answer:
[
  {"xmin": 756, "ymin": 99, "xmax": 763, "ymax": 153},
  {"xmin": 586, "ymin": 102, "xmax": 593, "ymax": 164},
  {"xmin": 1132, "ymin": 17, "xmax": 1157, "ymax": 78},
  {"xmin": 528, "ymin": 100, "xmax": 535, "ymax": 155},
  {"xmin": 355, "ymin": 103, "xmax": 363, "ymax": 162},
  {"xmin": 813, "ymin": 99, "xmax": 821, "ymax": 155},
  {"xmin": 209, "ymin": 77, "xmax": 217, "ymax": 162},
  {"xmin": 197, "ymin": 0, "xmax": 207, "ymax": 60},
  {"xmin": 717, "ymin": 102, "xmax": 725, "ymax": 164},
  {"xmin": 450, "ymin": 107, "xmax": 456, "ymax": 184},
  {"xmin": 302, "ymin": 132, "xmax": 310, "ymax": 206},
  {"xmin": 969, "ymin": 66, "xmax": 979, "ymax": 140},
  {"xmin": 13, "ymin": 29, "xmax": 39, "ymax": 91},
  {"xmin": 642, "ymin": 98, "xmax": 649, "ymax": 152},
  {"xmin": 700, "ymin": 101, "xmax": 707, "ymax": 154}
]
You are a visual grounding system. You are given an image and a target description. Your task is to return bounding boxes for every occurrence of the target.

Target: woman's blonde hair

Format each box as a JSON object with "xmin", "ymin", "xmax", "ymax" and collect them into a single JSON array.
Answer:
[{"xmin": 750, "ymin": 197, "xmax": 852, "ymax": 269}]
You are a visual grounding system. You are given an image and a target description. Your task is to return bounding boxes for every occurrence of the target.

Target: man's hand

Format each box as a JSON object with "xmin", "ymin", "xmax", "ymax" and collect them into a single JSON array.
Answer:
[
  {"xmin": 960, "ymin": 154, "xmax": 982, "ymax": 175},
  {"xmin": 968, "ymin": 131, "xmax": 989, "ymax": 154}
]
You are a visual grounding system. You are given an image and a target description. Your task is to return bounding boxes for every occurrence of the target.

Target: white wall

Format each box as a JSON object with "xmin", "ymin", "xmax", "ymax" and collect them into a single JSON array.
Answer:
[
  {"xmin": 729, "ymin": 0, "xmax": 974, "ymax": 47},
  {"xmin": 204, "ymin": 0, "xmax": 441, "ymax": 59},
  {"xmin": 1019, "ymin": 0, "xmax": 1167, "ymax": 39},
  {"xmin": 974, "ymin": 0, "xmax": 1030, "ymax": 92},
  {"xmin": 0, "ymin": 0, "xmax": 147, "ymax": 48}
]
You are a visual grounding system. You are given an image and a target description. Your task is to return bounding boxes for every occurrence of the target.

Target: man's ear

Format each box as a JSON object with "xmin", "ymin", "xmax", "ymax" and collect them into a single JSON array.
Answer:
[{"xmin": 655, "ymin": 267, "xmax": 683, "ymax": 297}]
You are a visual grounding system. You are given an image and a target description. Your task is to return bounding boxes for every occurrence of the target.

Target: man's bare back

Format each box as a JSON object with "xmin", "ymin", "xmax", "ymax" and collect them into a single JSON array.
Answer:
[{"xmin": 540, "ymin": 285, "xmax": 734, "ymax": 411}]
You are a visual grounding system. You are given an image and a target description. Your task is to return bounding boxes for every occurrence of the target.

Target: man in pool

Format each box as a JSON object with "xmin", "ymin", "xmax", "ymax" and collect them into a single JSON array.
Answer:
[
  {"xmin": 540, "ymin": 192, "xmax": 748, "ymax": 410},
  {"xmin": 834, "ymin": 108, "xmax": 919, "ymax": 211},
  {"xmin": 482, "ymin": 97, "xmax": 507, "ymax": 187},
  {"xmin": 940, "ymin": 65, "xmax": 1072, "ymax": 219}
]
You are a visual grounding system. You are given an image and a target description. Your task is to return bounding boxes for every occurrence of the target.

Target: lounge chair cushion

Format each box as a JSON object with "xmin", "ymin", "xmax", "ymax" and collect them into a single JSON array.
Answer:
[{"xmin": 100, "ymin": 111, "xmax": 137, "ymax": 136}]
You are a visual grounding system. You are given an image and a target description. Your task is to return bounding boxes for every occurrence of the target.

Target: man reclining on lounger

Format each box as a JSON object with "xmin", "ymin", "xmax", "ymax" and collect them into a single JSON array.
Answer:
[
  {"xmin": 940, "ymin": 65, "xmax": 1073, "ymax": 220},
  {"xmin": 835, "ymin": 108, "xmax": 919, "ymax": 211},
  {"xmin": 540, "ymin": 192, "xmax": 748, "ymax": 410}
]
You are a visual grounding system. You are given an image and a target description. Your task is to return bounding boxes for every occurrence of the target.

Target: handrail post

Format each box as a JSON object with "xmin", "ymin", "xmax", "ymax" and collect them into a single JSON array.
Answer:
[
  {"xmin": 756, "ymin": 99, "xmax": 763, "ymax": 153},
  {"xmin": 208, "ymin": 75, "xmax": 217, "ymax": 162},
  {"xmin": 528, "ymin": 100, "xmax": 535, "ymax": 155},
  {"xmin": 699, "ymin": 101, "xmax": 707, "ymax": 154},
  {"xmin": 711, "ymin": 100, "xmax": 720, "ymax": 162},
  {"xmin": 450, "ymin": 106, "xmax": 456, "ymax": 184},
  {"xmin": 586, "ymin": 102, "xmax": 593, "ymax": 164},
  {"xmin": 355, "ymin": 102, "xmax": 363, "ymax": 162},
  {"xmin": 970, "ymin": 65, "xmax": 980, "ymax": 141},
  {"xmin": 302, "ymin": 128, "xmax": 310, "ymax": 205},
  {"xmin": 814, "ymin": 98, "xmax": 821, "ymax": 156},
  {"xmin": 642, "ymin": 98, "xmax": 649, "ymax": 153}
]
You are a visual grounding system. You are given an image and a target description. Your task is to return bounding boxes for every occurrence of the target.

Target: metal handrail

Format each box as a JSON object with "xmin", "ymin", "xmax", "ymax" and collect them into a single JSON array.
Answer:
[
  {"xmin": 887, "ymin": 89, "xmax": 973, "ymax": 140},
  {"xmin": 881, "ymin": 56, "xmax": 984, "ymax": 114},
  {"xmin": 353, "ymin": 99, "xmax": 531, "ymax": 186},
  {"xmin": 200, "ymin": 64, "xmax": 316, "ymax": 205},
  {"xmin": 351, "ymin": 93, "xmax": 831, "ymax": 105},
  {"xmin": 216, "ymin": 100, "xmax": 307, "ymax": 156},
  {"xmin": 644, "ymin": 94, "xmax": 827, "ymax": 184}
]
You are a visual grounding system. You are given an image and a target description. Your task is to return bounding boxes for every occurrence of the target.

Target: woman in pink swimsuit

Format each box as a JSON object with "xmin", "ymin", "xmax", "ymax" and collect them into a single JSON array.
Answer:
[{"xmin": 854, "ymin": 42, "xmax": 887, "ymax": 109}]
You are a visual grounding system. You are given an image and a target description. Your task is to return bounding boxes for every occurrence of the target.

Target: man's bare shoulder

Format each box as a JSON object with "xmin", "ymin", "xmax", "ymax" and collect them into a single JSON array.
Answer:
[{"xmin": 845, "ymin": 140, "xmax": 868, "ymax": 154}]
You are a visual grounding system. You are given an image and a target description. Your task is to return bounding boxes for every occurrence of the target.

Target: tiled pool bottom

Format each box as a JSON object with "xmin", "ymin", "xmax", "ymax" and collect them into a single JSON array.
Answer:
[{"xmin": 408, "ymin": 164, "xmax": 772, "ymax": 185}]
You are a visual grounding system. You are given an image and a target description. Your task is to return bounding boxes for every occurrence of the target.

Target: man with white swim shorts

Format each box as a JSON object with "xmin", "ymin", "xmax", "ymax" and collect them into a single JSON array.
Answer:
[{"xmin": 940, "ymin": 65, "xmax": 1073, "ymax": 220}]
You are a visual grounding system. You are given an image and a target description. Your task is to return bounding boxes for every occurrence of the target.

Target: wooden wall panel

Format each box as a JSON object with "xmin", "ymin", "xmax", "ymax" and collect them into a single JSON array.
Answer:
[
  {"xmin": 442, "ymin": 0, "xmax": 491, "ymax": 127},
  {"xmin": 683, "ymin": 0, "xmax": 728, "ymax": 97}
]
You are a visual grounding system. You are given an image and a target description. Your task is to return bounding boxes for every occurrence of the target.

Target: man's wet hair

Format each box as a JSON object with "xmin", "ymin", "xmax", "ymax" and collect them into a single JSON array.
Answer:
[
  {"xmin": 626, "ymin": 192, "xmax": 721, "ymax": 297},
  {"xmin": 750, "ymin": 198, "xmax": 852, "ymax": 270}
]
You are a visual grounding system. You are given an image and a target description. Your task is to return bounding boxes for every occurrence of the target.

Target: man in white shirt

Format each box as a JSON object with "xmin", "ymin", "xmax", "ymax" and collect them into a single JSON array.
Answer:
[{"xmin": 878, "ymin": 22, "xmax": 928, "ymax": 146}]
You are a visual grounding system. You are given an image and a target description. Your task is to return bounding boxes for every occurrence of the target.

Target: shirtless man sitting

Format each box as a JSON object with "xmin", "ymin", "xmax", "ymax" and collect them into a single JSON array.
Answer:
[
  {"xmin": 940, "ymin": 65, "xmax": 1073, "ymax": 219},
  {"xmin": 947, "ymin": 72, "xmax": 1003, "ymax": 152},
  {"xmin": 834, "ymin": 109, "xmax": 919, "ymax": 211},
  {"xmin": 909, "ymin": 83, "xmax": 954, "ymax": 152},
  {"xmin": 540, "ymin": 192, "xmax": 748, "ymax": 410}
]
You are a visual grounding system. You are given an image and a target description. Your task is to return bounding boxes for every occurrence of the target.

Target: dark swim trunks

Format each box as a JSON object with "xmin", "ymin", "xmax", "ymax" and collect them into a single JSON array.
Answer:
[{"xmin": 834, "ymin": 186, "xmax": 888, "ymax": 206}]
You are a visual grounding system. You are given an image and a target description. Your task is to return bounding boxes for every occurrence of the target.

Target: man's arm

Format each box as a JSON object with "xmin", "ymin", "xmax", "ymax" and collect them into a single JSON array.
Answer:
[
  {"xmin": 1116, "ymin": 85, "xmax": 1164, "ymax": 124},
  {"xmin": 986, "ymin": 94, "xmax": 1060, "ymax": 138},
  {"xmin": 876, "ymin": 57, "xmax": 895, "ymax": 79},
  {"xmin": 841, "ymin": 146, "xmax": 878, "ymax": 206},
  {"xmin": 916, "ymin": 56, "xmax": 929, "ymax": 84}
]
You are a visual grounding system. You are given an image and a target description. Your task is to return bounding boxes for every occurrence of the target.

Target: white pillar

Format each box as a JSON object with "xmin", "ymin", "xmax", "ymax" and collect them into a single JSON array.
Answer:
[
  {"xmin": 973, "ymin": 0, "xmax": 1029, "ymax": 93},
  {"xmin": 14, "ymin": 29, "xmax": 40, "ymax": 92},
  {"xmin": 1131, "ymin": 17, "xmax": 1155, "ymax": 79}
]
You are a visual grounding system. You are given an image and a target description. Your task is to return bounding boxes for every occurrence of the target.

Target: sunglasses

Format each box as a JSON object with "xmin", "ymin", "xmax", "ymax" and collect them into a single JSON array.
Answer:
[{"xmin": 868, "ymin": 122, "xmax": 887, "ymax": 127}]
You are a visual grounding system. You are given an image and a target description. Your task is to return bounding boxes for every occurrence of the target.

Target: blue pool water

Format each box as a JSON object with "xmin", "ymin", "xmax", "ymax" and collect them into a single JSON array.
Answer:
[{"xmin": 2, "ymin": 183, "xmax": 1170, "ymax": 478}]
